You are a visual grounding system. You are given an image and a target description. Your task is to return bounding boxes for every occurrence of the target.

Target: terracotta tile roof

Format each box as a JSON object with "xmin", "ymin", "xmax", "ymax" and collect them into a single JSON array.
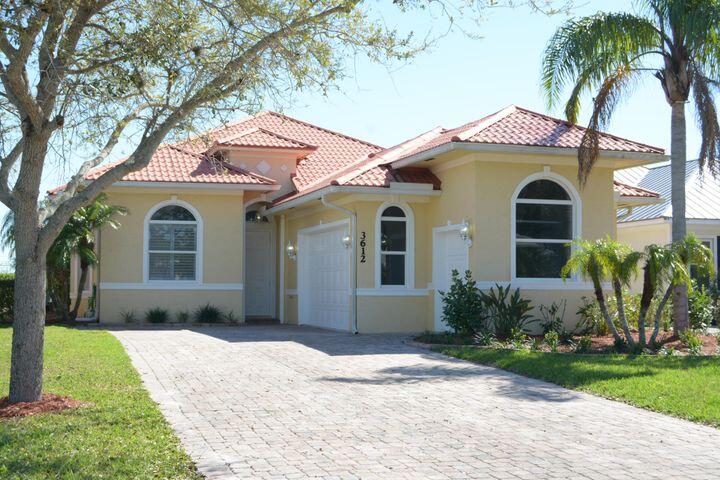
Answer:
[
  {"xmin": 388, "ymin": 105, "xmax": 664, "ymax": 163},
  {"xmin": 342, "ymin": 166, "xmax": 441, "ymax": 189},
  {"xmin": 613, "ymin": 180, "xmax": 659, "ymax": 198},
  {"xmin": 212, "ymin": 127, "xmax": 317, "ymax": 150},
  {"xmin": 85, "ymin": 145, "xmax": 277, "ymax": 185},
  {"xmin": 178, "ymin": 111, "xmax": 383, "ymax": 190}
]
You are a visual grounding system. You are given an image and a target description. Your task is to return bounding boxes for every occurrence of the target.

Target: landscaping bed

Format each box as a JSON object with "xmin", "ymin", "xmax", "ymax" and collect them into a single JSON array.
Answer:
[{"xmin": 0, "ymin": 325, "xmax": 200, "ymax": 479}]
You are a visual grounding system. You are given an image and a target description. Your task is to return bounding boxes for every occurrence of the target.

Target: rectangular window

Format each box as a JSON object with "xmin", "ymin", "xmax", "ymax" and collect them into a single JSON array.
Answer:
[
  {"xmin": 148, "ymin": 224, "xmax": 197, "ymax": 281},
  {"xmin": 515, "ymin": 242, "xmax": 570, "ymax": 279}
]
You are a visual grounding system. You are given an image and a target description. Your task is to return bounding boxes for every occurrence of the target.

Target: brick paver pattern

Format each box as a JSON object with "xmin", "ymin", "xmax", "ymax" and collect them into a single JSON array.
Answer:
[{"xmin": 112, "ymin": 326, "xmax": 720, "ymax": 479}]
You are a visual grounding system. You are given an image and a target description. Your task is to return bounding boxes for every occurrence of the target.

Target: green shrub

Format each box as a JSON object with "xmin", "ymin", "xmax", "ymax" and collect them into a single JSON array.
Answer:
[
  {"xmin": 538, "ymin": 300, "xmax": 566, "ymax": 335},
  {"xmin": 481, "ymin": 284, "xmax": 535, "ymax": 340},
  {"xmin": 0, "ymin": 273, "xmax": 13, "ymax": 322},
  {"xmin": 120, "ymin": 309, "xmax": 137, "ymax": 323},
  {"xmin": 175, "ymin": 310, "xmax": 190, "ymax": 323},
  {"xmin": 689, "ymin": 282, "xmax": 715, "ymax": 331},
  {"xmin": 544, "ymin": 331, "xmax": 559, "ymax": 352},
  {"xmin": 145, "ymin": 307, "xmax": 169, "ymax": 324},
  {"xmin": 222, "ymin": 310, "xmax": 239, "ymax": 324},
  {"xmin": 194, "ymin": 303, "xmax": 223, "ymax": 323},
  {"xmin": 575, "ymin": 335, "xmax": 592, "ymax": 353},
  {"xmin": 440, "ymin": 269, "xmax": 487, "ymax": 336},
  {"xmin": 680, "ymin": 330, "xmax": 703, "ymax": 356},
  {"xmin": 508, "ymin": 327, "xmax": 529, "ymax": 349},
  {"xmin": 577, "ymin": 292, "xmax": 672, "ymax": 336}
]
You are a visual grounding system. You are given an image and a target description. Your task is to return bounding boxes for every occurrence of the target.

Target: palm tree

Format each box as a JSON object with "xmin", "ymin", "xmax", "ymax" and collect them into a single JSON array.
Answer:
[
  {"xmin": 542, "ymin": 0, "xmax": 720, "ymax": 333},
  {"xmin": 68, "ymin": 196, "xmax": 127, "ymax": 319},
  {"xmin": 601, "ymin": 241, "xmax": 643, "ymax": 347},
  {"xmin": 562, "ymin": 238, "xmax": 623, "ymax": 342},
  {"xmin": 0, "ymin": 194, "xmax": 126, "ymax": 320}
]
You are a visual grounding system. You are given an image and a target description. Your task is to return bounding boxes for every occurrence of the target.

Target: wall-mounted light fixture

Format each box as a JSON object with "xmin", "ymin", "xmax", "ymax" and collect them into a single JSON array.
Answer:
[
  {"xmin": 341, "ymin": 234, "xmax": 352, "ymax": 249},
  {"xmin": 459, "ymin": 219, "xmax": 472, "ymax": 247},
  {"xmin": 286, "ymin": 241, "xmax": 297, "ymax": 261}
]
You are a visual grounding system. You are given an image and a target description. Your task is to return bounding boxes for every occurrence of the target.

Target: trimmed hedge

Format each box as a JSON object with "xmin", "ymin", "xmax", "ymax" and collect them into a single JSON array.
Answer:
[{"xmin": 0, "ymin": 273, "xmax": 14, "ymax": 322}]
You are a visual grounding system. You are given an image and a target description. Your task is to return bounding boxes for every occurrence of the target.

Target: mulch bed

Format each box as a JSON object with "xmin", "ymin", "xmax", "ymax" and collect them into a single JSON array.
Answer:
[{"xmin": 0, "ymin": 394, "xmax": 87, "ymax": 419}]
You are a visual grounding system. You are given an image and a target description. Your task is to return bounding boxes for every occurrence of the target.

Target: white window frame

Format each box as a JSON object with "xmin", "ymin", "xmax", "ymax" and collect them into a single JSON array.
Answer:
[
  {"xmin": 375, "ymin": 201, "xmax": 414, "ymax": 289},
  {"xmin": 510, "ymin": 172, "xmax": 582, "ymax": 284},
  {"xmin": 143, "ymin": 199, "xmax": 203, "ymax": 284}
]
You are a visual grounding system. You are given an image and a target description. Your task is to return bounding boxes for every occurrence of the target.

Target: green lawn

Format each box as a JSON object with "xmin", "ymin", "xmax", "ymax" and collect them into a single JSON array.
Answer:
[
  {"xmin": 438, "ymin": 346, "xmax": 720, "ymax": 428},
  {"xmin": 0, "ymin": 326, "xmax": 200, "ymax": 479}
]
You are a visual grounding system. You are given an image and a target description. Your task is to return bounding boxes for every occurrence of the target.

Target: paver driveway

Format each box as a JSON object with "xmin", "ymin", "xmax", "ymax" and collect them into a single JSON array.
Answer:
[{"xmin": 112, "ymin": 325, "xmax": 720, "ymax": 479}]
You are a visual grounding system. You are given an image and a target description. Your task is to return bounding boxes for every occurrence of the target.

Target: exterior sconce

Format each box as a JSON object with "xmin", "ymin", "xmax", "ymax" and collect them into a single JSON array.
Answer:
[
  {"xmin": 286, "ymin": 241, "xmax": 297, "ymax": 261},
  {"xmin": 459, "ymin": 220, "xmax": 472, "ymax": 247},
  {"xmin": 341, "ymin": 234, "xmax": 352, "ymax": 249}
]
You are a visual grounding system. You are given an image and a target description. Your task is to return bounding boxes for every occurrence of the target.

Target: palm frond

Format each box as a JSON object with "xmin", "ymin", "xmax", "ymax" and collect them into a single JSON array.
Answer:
[
  {"xmin": 541, "ymin": 11, "xmax": 658, "ymax": 109},
  {"xmin": 692, "ymin": 66, "xmax": 720, "ymax": 178},
  {"xmin": 578, "ymin": 67, "xmax": 638, "ymax": 186}
]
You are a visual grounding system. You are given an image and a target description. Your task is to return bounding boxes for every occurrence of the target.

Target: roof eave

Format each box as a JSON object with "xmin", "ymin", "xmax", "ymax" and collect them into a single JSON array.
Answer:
[
  {"xmin": 265, "ymin": 183, "xmax": 440, "ymax": 215},
  {"xmin": 390, "ymin": 142, "xmax": 667, "ymax": 170},
  {"xmin": 109, "ymin": 181, "xmax": 280, "ymax": 191}
]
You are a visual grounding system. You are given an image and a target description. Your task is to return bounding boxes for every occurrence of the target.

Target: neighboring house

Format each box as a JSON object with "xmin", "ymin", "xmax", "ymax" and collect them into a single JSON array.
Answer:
[
  {"xmin": 69, "ymin": 105, "xmax": 663, "ymax": 332},
  {"xmin": 616, "ymin": 159, "xmax": 720, "ymax": 282}
]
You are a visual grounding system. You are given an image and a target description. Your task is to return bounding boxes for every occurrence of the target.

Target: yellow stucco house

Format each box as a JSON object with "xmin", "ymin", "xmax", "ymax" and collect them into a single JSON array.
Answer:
[{"xmin": 71, "ymin": 105, "xmax": 665, "ymax": 332}]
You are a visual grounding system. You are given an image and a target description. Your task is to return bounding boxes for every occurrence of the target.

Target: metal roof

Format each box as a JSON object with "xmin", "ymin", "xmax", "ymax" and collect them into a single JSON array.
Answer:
[{"xmin": 615, "ymin": 159, "xmax": 720, "ymax": 222}]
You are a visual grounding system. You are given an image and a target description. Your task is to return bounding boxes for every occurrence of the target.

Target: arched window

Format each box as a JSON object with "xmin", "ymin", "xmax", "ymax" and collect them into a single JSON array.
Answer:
[
  {"xmin": 513, "ymin": 177, "xmax": 576, "ymax": 279},
  {"xmin": 376, "ymin": 203, "xmax": 414, "ymax": 287},
  {"xmin": 145, "ymin": 202, "xmax": 201, "ymax": 281}
]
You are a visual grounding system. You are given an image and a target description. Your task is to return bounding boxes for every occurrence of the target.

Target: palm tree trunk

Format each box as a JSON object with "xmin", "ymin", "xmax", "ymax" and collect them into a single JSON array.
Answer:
[
  {"xmin": 670, "ymin": 101, "xmax": 689, "ymax": 334},
  {"xmin": 592, "ymin": 277, "xmax": 621, "ymax": 342},
  {"xmin": 650, "ymin": 285, "xmax": 673, "ymax": 347},
  {"xmin": 70, "ymin": 264, "xmax": 89, "ymax": 320},
  {"xmin": 613, "ymin": 279, "xmax": 634, "ymax": 346},
  {"xmin": 637, "ymin": 264, "xmax": 654, "ymax": 348}
]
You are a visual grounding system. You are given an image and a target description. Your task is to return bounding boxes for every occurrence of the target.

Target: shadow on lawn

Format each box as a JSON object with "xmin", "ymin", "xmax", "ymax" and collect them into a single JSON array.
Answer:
[{"xmin": 439, "ymin": 346, "xmax": 720, "ymax": 390}]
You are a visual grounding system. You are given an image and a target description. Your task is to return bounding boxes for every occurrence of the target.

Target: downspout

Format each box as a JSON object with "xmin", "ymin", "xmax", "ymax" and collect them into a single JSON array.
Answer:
[
  {"xmin": 279, "ymin": 214, "xmax": 286, "ymax": 323},
  {"xmin": 321, "ymin": 195, "xmax": 358, "ymax": 334}
]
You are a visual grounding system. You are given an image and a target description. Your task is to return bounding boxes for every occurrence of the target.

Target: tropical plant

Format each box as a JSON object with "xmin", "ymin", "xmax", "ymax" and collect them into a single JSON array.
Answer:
[
  {"xmin": 562, "ymin": 238, "xmax": 626, "ymax": 342},
  {"xmin": 440, "ymin": 269, "xmax": 487, "ymax": 336},
  {"xmin": 145, "ymin": 307, "xmax": 170, "ymax": 324},
  {"xmin": 538, "ymin": 300, "xmax": 567, "ymax": 335},
  {"xmin": 67, "ymin": 195, "xmax": 127, "ymax": 320},
  {"xmin": 480, "ymin": 284, "xmax": 535, "ymax": 340},
  {"xmin": 542, "ymin": 0, "xmax": 720, "ymax": 333},
  {"xmin": 544, "ymin": 330, "xmax": 560, "ymax": 352},
  {"xmin": 175, "ymin": 310, "xmax": 190, "ymax": 323},
  {"xmin": 194, "ymin": 303, "xmax": 223, "ymax": 323},
  {"xmin": 120, "ymin": 310, "xmax": 137, "ymax": 324},
  {"xmin": 688, "ymin": 282, "xmax": 715, "ymax": 331},
  {"xmin": 680, "ymin": 330, "xmax": 703, "ymax": 356},
  {"xmin": 575, "ymin": 335, "xmax": 592, "ymax": 354}
]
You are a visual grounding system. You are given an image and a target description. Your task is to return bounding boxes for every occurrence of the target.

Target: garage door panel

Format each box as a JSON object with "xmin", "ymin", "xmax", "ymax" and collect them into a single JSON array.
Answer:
[{"xmin": 299, "ymin": 224, "xmax": 350, "ymax": 331}]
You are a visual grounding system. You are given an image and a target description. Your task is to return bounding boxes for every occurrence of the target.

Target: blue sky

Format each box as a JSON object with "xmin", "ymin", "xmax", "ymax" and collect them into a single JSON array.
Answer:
[{"xmin": 0, "ymin": 0, "xmax": 705, "ymax": 269}]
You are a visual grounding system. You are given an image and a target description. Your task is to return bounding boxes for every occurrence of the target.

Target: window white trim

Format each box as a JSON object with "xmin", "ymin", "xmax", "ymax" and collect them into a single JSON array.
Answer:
[
  {"xmin": 143, "ymin": 199, "xmax": 203, "ymax": 283},
  {"xmin": 375, "ymin": 201, "xmax": 414, "ymax": 288},
  {"xmin": 510, "ymin": 172, "xmax": 582, "ymax": 283}
]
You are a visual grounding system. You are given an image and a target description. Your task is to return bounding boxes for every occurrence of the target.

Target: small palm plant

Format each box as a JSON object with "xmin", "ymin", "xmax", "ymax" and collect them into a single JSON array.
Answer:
[{"xmin": 562, "ymin": 238, "xmax": 626, "ymax": 343}]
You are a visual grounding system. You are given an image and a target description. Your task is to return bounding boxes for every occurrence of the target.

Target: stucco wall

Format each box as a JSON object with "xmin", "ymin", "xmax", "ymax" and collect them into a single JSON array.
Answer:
[{"xmin": 95, "ymin": 189, "xmax": 245, "ymax": 323}]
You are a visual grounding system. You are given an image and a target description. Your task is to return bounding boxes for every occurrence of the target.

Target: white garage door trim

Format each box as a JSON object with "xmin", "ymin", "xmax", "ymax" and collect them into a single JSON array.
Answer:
[
  {"xmin": 433, "ymin": 224, "xmax": 470, "ymax": 331},
  {"xmin": 298, "ymin": 219, "xmax": 351, "ymax": 331}
]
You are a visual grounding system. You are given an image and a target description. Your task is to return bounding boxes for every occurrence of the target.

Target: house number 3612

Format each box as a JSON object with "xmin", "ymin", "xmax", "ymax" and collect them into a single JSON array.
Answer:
[{"xmin": 359, "ymin": 231, "xmax": 367, "ymax": 263}]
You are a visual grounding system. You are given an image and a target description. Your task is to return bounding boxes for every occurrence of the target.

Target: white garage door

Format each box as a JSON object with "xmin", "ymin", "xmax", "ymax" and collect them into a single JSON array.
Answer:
[{"xmin": 298, "ymin": 222, "xmax": 350, "ymax": 331}]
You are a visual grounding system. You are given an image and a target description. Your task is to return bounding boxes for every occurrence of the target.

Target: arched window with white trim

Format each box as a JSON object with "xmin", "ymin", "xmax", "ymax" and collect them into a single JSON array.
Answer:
[
  {"xmin": 513, "ymin": 177, "xmax": 578, "ymax": 279},
  {"xmin": 376, "ymin": 203, "xmax": 414, "ymax": 288},
  {"xmin": 145, "ymin": 202, "xmax": 202, "ymax": 281}
]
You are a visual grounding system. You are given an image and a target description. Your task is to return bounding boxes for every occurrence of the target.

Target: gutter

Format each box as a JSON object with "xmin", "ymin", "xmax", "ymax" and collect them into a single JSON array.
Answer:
[{"xmin": 320, "ymin": 195, "xmax": 358, "ymax": 334}]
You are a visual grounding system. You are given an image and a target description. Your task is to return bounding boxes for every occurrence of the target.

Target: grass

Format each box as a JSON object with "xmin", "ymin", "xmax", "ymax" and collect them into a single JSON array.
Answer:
[
  {"xmin": 0, "ymin": 326, "xmax": 200, "ymax": 479},
  {"xmin": 438, "ymin": 346, "xmax": 720, "ymax": 428}
]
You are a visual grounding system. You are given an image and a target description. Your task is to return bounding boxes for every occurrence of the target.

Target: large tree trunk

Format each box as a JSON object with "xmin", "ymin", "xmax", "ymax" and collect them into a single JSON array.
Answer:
[
  {"xmin": 9, "ymin": 254, "xmax": 47, "ymax": 402},
  {"xmin": 9, "ymin": 129, "xmax": 49, "ymax": 403},
  {"xmin": 670, "ymin": 101, "xmax": 689, "ymax": 334}
]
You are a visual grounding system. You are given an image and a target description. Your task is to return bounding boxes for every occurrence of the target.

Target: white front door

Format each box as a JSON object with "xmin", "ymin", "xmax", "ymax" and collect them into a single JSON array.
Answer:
[
  {"xmin": 245, "ymin": 222, "xmax": 274, "ymax": 317},
  {"xmin": 298, "ymin": 222, "xmax": 350, "ymax": 331},
  {"xmin": 433, "ymin": 226, "xmax": 470, "ymax": 331}
]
